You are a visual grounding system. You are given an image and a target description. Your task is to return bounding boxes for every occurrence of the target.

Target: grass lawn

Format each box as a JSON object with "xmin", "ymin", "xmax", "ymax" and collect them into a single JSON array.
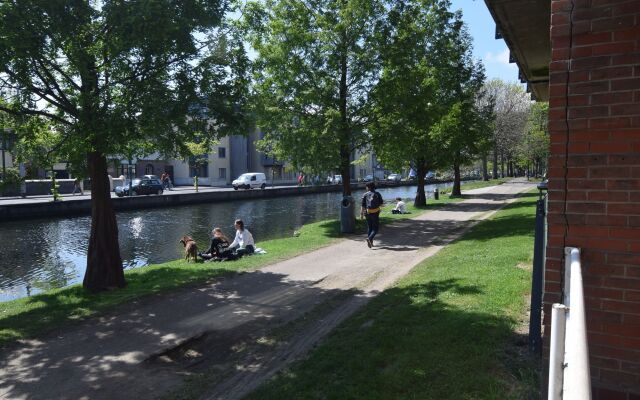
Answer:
[
  {"xmin": 246, "ymin": 192, "xmax": 540, "ymax": 400},
  {"xmin": 0, "ymin": 178, "xmax": 509, "ymax": 347},
  {"xmin": 0, "ymin": 198, "xmax": 457, "ymax": 346}
]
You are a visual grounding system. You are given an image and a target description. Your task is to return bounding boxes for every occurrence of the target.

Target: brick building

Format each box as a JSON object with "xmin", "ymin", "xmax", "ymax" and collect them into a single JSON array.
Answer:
[{"xmin": 485, "ymin": 0, "xmax": 640, "ymax": 398}]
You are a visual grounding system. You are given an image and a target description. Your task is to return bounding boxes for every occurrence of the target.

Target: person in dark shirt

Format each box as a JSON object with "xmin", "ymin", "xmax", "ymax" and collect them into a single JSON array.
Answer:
[
  {"xmin": 200, "ymin": 227, "xmax": 231, "ymax": 261},
  {"xmin": 360, "ymin": 182, "xmax": 383, "ymax": 248}
]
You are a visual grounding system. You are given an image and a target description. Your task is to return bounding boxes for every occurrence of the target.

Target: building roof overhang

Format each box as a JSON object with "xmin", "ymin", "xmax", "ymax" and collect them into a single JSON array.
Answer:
[{"xmin": 484, "ymin": 0, "xmax": 551, "ymax": 101}]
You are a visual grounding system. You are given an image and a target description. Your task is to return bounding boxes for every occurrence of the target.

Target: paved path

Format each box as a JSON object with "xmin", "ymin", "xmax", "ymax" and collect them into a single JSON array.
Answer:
[{"xmin": 0, "ymin": 180, "xmax": 534, "ymax": 400}]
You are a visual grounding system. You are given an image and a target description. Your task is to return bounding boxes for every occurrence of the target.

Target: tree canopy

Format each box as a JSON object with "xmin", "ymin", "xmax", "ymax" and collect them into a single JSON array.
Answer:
[
  {"xmin": 243, "ymin": 0, "xmax": 388, "ymax": 201},
  {"xmin": 0, "ymin": 0, "xmax": 249, "ymax": 291},
  {"xmin": 371, "ymin": 0, "xmax": 484, "ymax": 204}
]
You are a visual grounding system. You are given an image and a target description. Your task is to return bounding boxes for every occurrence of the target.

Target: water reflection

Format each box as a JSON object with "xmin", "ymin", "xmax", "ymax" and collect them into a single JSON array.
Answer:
[{"xmin": 0, "ymin": 183, "xmax": 452, "ymax": 301}]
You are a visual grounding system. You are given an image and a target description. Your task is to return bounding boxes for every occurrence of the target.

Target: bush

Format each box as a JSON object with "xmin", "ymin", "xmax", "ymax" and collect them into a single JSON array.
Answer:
[{"xmin": 0, "ymin": 168, "xmax": 23, "ymax": 193}]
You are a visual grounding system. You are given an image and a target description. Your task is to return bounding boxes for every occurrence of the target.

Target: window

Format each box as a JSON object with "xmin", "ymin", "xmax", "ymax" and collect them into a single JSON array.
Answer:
[
  {"xmin": 188, "ymin": 155, "xmax": 209, "ymax": 177},
  {"xmin": 218, "ymin": 147, "xmax": 226, "ymax": 158},
  {"xmin": 120, "ymin": 164, "xmax": 136, "ymax": 178},
  {"xmin": 219, "ymin": 168, "xmax": 226, "ymax": 179},
  {"xmin": 145, "ymin": 164, "xmax": 154, "ymax": 175}
]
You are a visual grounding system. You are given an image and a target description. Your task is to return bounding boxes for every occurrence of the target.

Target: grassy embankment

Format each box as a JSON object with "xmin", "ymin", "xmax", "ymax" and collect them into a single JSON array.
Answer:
[
  {"xmin": 247, "ymin": 192, "xmax": 540, "ymax": 400},
  {"xmin": 0, "ymin": 178, "xmax": 507, "ymax": 347}
]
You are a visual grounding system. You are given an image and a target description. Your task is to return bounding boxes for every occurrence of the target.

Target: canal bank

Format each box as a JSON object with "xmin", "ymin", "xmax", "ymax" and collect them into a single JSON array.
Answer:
[
  {"xmin": 0, "ymin": 181, "xmax": 425, "ymax": 221},
  {"xmin": 0, "ymin": 182, "xmax": 464, "ymax": 302}
]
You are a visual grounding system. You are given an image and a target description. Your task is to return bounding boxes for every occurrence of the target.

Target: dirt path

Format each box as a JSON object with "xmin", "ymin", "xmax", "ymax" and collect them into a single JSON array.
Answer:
[{"xmin": 0, "ymin": 180, "xmax": 534, "ymax": 400}]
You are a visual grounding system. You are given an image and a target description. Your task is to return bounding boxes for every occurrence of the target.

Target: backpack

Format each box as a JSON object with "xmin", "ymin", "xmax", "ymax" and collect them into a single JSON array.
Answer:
[{"xmin": 365, "ymin": 191, "xmax": 382, "ymax": 209}]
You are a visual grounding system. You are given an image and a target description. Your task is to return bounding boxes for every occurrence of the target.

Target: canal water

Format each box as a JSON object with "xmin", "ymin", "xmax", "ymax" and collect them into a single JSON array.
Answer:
[{"xmin": 0, "ymin": 183, "xmax": 452, "ymax": 301}]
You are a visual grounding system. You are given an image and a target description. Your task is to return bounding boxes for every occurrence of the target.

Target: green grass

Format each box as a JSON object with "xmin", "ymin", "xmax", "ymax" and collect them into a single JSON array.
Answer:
[
  {"xmin": 0, "ymin": 195, "xmax": 459, "ymax": 347},
  {"xmin": 0, "ymin": 219, "xmax": 340, "ymax": 346},
  {"xmin": 247, "ymin": 192, "xmax": 540, "ymax": 400},
  {"xmin": 0, "ymin": 179, "xmax": 511, "ymax": 347}
]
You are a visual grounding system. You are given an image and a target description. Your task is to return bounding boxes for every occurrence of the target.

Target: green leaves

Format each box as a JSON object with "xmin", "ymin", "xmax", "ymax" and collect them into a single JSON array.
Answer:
[
  {"xmin": 244, "ymin": 0, "xmax": 387, "ymax": 184},
  {"xmin": 372, "ymin": 0, "xmax": 477, "ymax": 171},
  {"xmin": 0, "ymin": 0, "xmax": 249, "ymax": 162}
]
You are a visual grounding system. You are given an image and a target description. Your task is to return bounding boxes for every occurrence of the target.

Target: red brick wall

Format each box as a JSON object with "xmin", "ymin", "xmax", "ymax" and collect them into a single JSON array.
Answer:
[{"xmin": 546, "ymin": 0, "xmax": 640, "ymax": 398}]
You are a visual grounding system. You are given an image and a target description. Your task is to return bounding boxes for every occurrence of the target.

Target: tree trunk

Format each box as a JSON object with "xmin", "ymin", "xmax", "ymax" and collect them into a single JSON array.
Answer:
[
  {"xmin": 83, "ymin": 152, "xmax": 125, "ymax": 292},
  {"xmin": 492, "ymin": 146, "xmax": 498, "ymax": 180},
  {"xmin": 482, "ymin": 154, "xmax": 489, "ymax": 181},
  {"xmin": 338, "ymin": 35, "xmax": 354, "ymax": 233},
  {"xmin": 500, "ymin": 152, "xmax": 505, "ymax": 178},
  {"xmin": 414, "ymin": 161, "xmax": 427, "ymax": 207},
  {"xmin": 452, "ymin": 159, "xmax": 461, "ymax": 197},
  {"xmin": 340, "ymin": 146, "xmax": 351, "ymax": 196}
]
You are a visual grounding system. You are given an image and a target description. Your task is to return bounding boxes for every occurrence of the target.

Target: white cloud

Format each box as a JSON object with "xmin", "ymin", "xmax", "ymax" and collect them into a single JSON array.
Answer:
[{"xmin": 484, "ymin": 48, "xmax": 516, "ymax": 69}]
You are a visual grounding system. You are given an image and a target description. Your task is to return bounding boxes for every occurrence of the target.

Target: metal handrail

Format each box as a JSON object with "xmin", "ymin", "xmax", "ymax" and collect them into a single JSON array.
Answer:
[{"xmin": 548, "ymin": 247, "xmax": 591, "ymax": 400}]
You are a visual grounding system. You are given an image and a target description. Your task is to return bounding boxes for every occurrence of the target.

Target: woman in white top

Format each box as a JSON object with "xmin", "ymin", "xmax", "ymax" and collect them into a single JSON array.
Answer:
[
  {"xmin": 229, "ymin": 219, "xmax": 255, "ymax": 255},
  {"xmin": 392, "ymin": 197, "xmax": 407, "ymax": 214}
]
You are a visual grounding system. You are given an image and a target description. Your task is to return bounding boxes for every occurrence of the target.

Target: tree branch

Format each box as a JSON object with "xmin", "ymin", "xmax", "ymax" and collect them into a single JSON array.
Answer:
[
  {"xmin": 0, "ymin": 104, "xmax": 73, "ymax": 126},
  {"xmin": 40, "ymin": 58, "xmax": 82, "ymax": 91}
]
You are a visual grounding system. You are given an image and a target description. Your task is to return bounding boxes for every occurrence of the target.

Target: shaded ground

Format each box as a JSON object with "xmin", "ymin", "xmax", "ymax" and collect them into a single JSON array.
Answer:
[{"xmin": 0, "ymin": 180, "xmax": 534, "ymax": 400}]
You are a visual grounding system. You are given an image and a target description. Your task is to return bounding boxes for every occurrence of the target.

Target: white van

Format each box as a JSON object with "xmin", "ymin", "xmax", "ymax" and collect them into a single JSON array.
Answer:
[{"xmin": 232, "ymin": 172, "xmax": 267, "ymax": 190}]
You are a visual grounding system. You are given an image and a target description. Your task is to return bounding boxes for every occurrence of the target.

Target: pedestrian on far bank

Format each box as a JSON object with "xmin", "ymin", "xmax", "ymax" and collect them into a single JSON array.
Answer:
[
  {"xmin": 161, "ymin": 172, "xmax": 167, "ymax": 188},
  {"xmin": 164, "ymin": 173, "xmax": 172, "ymax": 190},
  {"xmin": 72, "ymin": 177, "xmax": 84, "ymax": 196},
  {"xmin": 392, "ymin": 197, "xmax": 406, "ymax": 214},
  {"xmin": 229, "ymin": 219, "xmax": 255, "ymax": 256},
  {"xmin": 360, "ymin": 182, "xmax": 383, "ymax": 248}
]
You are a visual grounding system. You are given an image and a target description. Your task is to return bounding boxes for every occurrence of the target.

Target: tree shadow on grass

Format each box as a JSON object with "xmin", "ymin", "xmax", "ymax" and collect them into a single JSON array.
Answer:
[
  {"xmin": 0, "ymin": 269, "xmax": 360, "ymax": 400},
  {"xmin": 246, "ymin": 278, "xmax": 540, "ymax": 400},
  {"xmin": 0, "ymin": 263, "xmax": 239, "ymax": 347}
]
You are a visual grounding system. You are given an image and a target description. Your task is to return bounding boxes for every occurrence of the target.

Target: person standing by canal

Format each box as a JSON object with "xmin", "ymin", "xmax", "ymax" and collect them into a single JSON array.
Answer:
[
  {"xmin": 72, "ymin": 177, "xmax": 84, "ymax": 196},
  {"xmin": 360, "ymin": 182, "xmax": 383, "ymax": 248}
]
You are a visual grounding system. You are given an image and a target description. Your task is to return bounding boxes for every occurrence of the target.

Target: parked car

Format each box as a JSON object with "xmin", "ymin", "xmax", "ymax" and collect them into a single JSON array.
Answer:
[
  {"xmin": 143, "ymin": 174, "xmax": 160, "ymax": 181},
  {"xmin": 425, "ymin": 171, "xmax": 435, "ymax": 180},
  {"xmin": 115, "ymin": 178, "xmax": 164, "ymax": 197},
  {"xmin": 362, "ymin": 174, "xmax": 374, "ymax": 182},
  {"xmin": 387, "ymin": 173, "xmax": 402, "ymax": 182},
  {"xmin": 232, "ymin": 172, "xmax": 267, "ymax": 190},
  {"xmin": 333, "ymin": 175, "xmax": 342, "ymax": 184}
]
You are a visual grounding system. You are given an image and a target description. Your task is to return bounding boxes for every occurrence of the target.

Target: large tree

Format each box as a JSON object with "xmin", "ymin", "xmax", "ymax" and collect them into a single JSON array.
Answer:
[
  {"xmin": 428, "ymin": 18, "xmax": 486, "ymax": 197},
  {"xmin": 243, "ymin": 0, "xmax": 388, "ymax": 226},
  {"xmin": 517, "ymin": 101, "xmax": 549, "ymax": 178},
  {"xmin": 371, "ymin": 0, "xmax": 468, "ymax": 206},
  {"xmin": 0, "ymin": 1, "xmax": 248, "ymax": 292},
  {"xmin": 483, "ymin": 79, "xmax": 530, "ymax": 179}
]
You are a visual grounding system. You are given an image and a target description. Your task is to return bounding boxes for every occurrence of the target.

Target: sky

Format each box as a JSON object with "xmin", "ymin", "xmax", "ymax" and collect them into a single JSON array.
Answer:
[{"xmin": 449, "ymin": 0, "xmax": 521, "ymax": 85}]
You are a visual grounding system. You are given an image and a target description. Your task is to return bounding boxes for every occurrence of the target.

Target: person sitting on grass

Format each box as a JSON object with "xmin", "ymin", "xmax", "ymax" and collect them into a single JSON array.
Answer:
[
  {"xmin": 199, "ymin": 227, "xmax": 231, "ymax": 261},
  {"xmin": 229, "ymin": 219, "xmax": 255, "ymax": 256},
  {"xmin": 392, "ymin": 197, "xmax": 407, "ymax": 214}
]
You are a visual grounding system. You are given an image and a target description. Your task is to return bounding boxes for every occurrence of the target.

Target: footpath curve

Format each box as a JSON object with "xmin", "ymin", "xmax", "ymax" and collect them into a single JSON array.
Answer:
[{"xmin": 0, "ymin": 180, "xmax": 535, "ymax": 400}]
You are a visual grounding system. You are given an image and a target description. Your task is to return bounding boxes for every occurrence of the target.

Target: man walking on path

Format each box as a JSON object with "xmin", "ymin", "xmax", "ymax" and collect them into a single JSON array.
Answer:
[{"xmin": 361, "ymin": 182, "xmax": 383, "ymax": 248}]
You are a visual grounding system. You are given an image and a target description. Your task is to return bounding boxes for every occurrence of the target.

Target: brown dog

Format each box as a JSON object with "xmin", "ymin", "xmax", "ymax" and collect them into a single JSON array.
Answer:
[{"xmin": 179, "ymin": 236, "xmax": 198, "ymax": 263}]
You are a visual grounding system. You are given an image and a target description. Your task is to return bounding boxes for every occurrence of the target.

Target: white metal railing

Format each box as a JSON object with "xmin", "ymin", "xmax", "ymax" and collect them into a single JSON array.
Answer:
[{"xmin": 548, "ymin": 247, "xmax": 591, "ymax": 400}]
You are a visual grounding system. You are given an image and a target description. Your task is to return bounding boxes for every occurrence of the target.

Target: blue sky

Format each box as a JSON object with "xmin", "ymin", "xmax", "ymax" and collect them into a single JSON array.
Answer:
[{"xmin": 450, "ymin": 0, "xmax": 520, "ymax": 84}]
